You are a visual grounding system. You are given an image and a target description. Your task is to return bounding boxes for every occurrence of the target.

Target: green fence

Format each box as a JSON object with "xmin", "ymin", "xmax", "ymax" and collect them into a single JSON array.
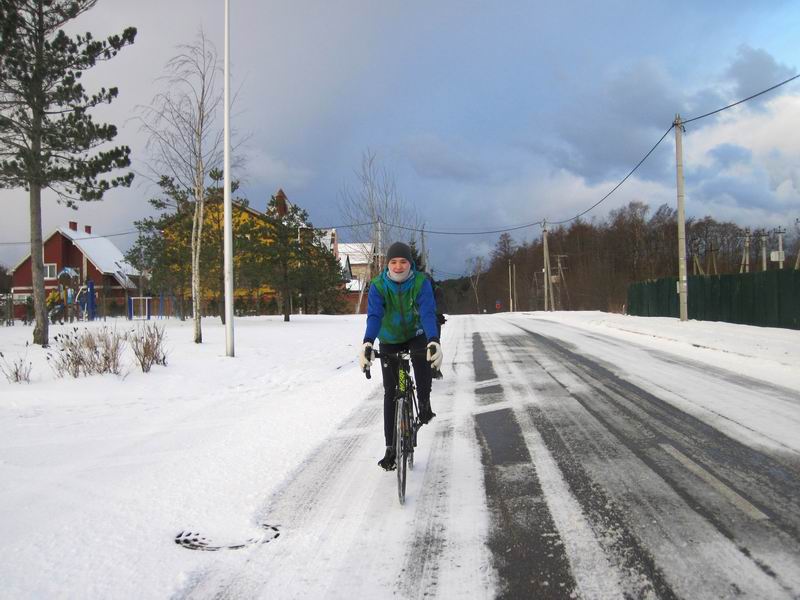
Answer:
[{"xmin": 627, "ymin": 270, "xmax": 800, "ymax": 329}]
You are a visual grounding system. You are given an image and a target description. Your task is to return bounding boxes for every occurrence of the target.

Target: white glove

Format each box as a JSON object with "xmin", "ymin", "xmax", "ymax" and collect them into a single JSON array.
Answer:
[
  {"xmin": 426, "ymin": 341, "xmax": 443, "ymax": 369},
  {"xmin": 359, "ymin": 342, "xmax": 374, "ymax": 372}
]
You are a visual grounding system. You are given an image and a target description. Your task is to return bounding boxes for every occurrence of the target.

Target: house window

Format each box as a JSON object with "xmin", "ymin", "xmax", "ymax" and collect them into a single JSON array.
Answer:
[{"xmin": 44, "ymin": 263, "xmax": 57, "ymax": 279}]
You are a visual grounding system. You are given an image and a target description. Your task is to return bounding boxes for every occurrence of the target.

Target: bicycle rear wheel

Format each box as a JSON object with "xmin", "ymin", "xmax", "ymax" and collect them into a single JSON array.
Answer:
[{"xmin": 395, "ymin": 397, "xmax": 407, "ymax": 504}]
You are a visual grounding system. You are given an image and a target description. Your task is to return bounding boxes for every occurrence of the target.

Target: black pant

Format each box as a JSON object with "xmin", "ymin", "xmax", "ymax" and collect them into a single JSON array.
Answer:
[{"xmin": 379, "ymin": 335, "xmax": 432, "ymax": 446}]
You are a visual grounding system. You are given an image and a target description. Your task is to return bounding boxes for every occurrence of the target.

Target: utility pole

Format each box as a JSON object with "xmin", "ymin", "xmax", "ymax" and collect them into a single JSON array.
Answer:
[
  {"xmin": 513, "ymin": 263, "xmax": 518, "ymax": 312},
  {"xmin": 542, "ymin": 221, "xmax": 553, "ymax": 311},
  {"xmin": 740, "ymin": 228, "xmax": 751, "ymax": 273},
  {"xmin": 420, "ymin": 225, "xmax": 428, "ymax": 273},
  {"xmin": 555, "ymin": 255, "xmax": 571, "ymax": 310},
  {"xmin": 222, "ymin": 0, "xmax": 235, "ymax": 356},
  {"xmin": 758, "ymin": 229, "xmax": 768, "ymax": 271},
  {"xmin": 376, "ymin": 216, "xmax": 383, "ymax": 272},
  {"xmin": 795, "ymin": 219, "xmax": 800, "ymax": 270},
  {"xmin": 706, "ymin": 240, "xmax": 718, "ymax": 275},
  {"xmin": 692, "ymin": 241, "xmax": 705, "ymax": 276},
  {"xmin": 674, "ymin": 115, "xmax": 688, "ymax": 321},
  {"xmin": 508, "ymin": 259, "xmax": 513, "ymax": 312},
  {"xmin": 774, "ymin": 227, "xmax": 786, "ymax": 270}
]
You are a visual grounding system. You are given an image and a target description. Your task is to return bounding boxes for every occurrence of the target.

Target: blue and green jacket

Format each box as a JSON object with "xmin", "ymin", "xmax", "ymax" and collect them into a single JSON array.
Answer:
[{"xmin": 363, "ymin": 268, "xmax": 439, "ymax": 344}]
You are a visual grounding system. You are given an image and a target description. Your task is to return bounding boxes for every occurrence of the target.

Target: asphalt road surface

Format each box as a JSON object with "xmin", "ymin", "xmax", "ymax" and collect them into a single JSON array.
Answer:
[{"xmin": 178, "ymin": 315, "xmax": 800, "ymax": 599}]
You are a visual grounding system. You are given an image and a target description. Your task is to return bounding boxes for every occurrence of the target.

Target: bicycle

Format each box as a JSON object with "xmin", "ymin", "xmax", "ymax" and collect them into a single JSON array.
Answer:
[{"xmin": 365, "ymin": 349, "xmax": 421, "ymax": 505}]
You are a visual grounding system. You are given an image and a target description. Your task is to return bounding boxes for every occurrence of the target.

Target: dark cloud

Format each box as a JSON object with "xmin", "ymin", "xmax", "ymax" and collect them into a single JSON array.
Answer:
[
  {"xmin": 529, "ymin": 46, "xmax": 796, "ymax": 192},
  {"xmin": 528, "ymin": 59, "xmax": 686, "ymax": 185},
  {"xmin": 403, "ymin": 135, "xmax": 487, "ymax": 183},
  {"xmin": 726, "ymin": 45, "xmax": 796, "ymax": 107},
  {"xmin": 690, "ymin": 166, "xmax": 800, "ymax": 213},
  {"xmin": 709, "ymin": 143, "xmax": 752, "ymax": 167}
]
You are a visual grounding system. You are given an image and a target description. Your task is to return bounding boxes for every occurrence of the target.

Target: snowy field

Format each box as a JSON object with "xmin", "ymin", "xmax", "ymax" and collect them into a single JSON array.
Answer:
[{"xmin": 0, "ymin": 312, "xmax": 798, "ymax": 598}]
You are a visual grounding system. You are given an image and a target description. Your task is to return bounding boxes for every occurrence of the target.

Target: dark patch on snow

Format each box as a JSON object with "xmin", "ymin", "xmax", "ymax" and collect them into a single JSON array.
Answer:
[{"xmin": 174, "ymin": 524, "xmax": 280, "ymax": 551}]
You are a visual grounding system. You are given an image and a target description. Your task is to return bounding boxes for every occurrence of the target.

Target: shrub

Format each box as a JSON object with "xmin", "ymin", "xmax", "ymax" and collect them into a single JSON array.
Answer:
[
  {"xmin": 46, "ymin": 327, "xmax": 127, "ymax": 378},
  {"xmin": 0, "ymin": 345, "xmax": 33, "ymax": 383},
  {"xmin": 130, "ymin": 323, "xmax": 167, "ymax": 373},
  {"xmin": 88, "ymin": 327, "xmax": 127, "ymax": 375}
]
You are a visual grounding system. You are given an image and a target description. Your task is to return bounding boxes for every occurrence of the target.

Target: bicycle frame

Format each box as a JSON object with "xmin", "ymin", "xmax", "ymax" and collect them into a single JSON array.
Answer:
[{"xmin": 369, "ymin": 349, "xmax": 420, "ymax": 505}]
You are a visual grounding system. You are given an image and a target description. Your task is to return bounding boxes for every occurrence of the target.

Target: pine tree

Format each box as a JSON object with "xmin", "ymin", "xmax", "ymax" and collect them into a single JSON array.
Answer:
[{"xmin": 0, "ymin": 0, "xmax": 136, "ymax": 345}]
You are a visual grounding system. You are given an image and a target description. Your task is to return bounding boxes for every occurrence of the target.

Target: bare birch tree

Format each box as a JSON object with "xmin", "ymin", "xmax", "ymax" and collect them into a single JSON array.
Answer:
[
  {"xmin": 467, "ymin": 256, "xmax": 484, "ymax": 313},
  {"xmin": 137, "ymin": 31, "xmax": 223, "ymax": 343},
  {"xmin": 338, "ymin": 150, "xmax": 420, "ymax": 312}
]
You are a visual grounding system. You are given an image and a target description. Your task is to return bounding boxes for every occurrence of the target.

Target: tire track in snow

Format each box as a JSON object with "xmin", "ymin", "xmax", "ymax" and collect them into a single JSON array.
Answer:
[
  {"xmin": 471, "ymin": 332, "xmax": 578, "ymax": 599},
  {"xmin": 395, "ymin": 318, "xmax": 487, "ymax": 599},
  {"xmin": 510, "ymin": 327, "xmax": 800, "ymax": 541},
  {"xmin": 178, "ymin": 391, "xmax": 383, "ymax": 599},
  {"xmin": 178, "ymin": 317, "xmax": 489, "ymax": 600},
  {"xmin": 395, "ymin": 423, "xmax": 453, "ymax": 599},
  {"xmin": 501, "ymin": 326, "xmax": 799, "ymax": 598}
]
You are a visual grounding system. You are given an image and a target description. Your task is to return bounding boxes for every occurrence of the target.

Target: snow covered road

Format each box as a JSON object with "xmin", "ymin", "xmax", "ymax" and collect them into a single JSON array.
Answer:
[
  {"xmin": 1, "ymin": 313, "xmax": 799, "ymax": 599},
  {"xmin": 177, "ymin": 315, "xmax": 800, "ymax": 599}
]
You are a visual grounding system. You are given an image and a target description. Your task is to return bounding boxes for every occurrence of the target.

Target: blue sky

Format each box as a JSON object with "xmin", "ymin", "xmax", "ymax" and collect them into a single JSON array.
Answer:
[{"xmin": 1, "ymin": 0, "xmax": 799, "ymax": 276}]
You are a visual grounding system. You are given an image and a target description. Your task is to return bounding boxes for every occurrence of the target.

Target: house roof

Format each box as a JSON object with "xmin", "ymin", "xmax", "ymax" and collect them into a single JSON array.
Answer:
[
  {"xmin": 338, "ymin": 242, "xmax": 375, "ymax": 265},
  {"xmin": 338, "ymin": 254, "xmax": 352, "ymax": 280},
  {"xmin": 13, "ymin": 227, "xmax": 138, "ymax": 289}
]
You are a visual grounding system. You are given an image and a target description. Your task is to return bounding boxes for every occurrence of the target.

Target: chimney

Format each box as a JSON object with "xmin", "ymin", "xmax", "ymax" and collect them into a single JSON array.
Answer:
[
  {"xmin": 69, "ymin": 221, "xmax": 78, "ymax": 231},
  {"xmin": 84, "ymin": 225, "xmax": 92, "ymax": 234}
]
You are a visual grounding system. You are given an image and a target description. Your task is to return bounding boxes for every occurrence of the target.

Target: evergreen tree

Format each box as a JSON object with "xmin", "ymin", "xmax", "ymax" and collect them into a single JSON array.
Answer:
[
  {"xmin": 0, "ymin": 0, "xmax": 136, "ymax": 345},
  {"xmin": 126, "ymin": 177, "xmax": 193, "ymax": 320}
]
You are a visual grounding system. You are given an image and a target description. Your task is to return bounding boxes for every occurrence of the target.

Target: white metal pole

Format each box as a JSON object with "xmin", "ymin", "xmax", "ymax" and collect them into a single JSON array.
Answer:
[
  {"xmin": 513, "ymin": 262, "xmax": 518, "ymax": 312},
  {"xmin": 674, "ymin": 115, "xmax": 688, "ymax": 322},
  {"xmin": 508, "ymin": 260, "xmax": 513, "ymax": 312},
  {"xmin": 223, "ymin": 0, "xmax": 235, "ymax": 356}
]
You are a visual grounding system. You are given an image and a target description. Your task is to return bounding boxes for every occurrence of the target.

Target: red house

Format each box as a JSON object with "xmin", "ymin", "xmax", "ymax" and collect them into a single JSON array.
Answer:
[{"xmin": 10, "ymin": 221, "xmax": 138, "ymax": 319}]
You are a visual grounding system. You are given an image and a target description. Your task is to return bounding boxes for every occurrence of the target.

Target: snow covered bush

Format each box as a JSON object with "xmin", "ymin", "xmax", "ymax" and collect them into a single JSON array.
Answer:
[
  {"xmin": 0, "ymin": 345, "xmax": 33, "ymax": 383},
  {"xmin": 46, "ymin": 327, "xmax": 127, "ymax": 378},
  {"xmin": 86, "ymin": 327, "xmax": 127, "ymax": 376},
  {"xmin": 130, "ymin": 323, "xmax": 167, "ymax": 373}
]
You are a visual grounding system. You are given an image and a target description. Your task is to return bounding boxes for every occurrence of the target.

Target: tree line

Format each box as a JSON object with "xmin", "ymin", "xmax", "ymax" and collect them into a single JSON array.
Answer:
[{"xmin": 439, "ymin": 201, "xmax": 800, "ymax": 315}]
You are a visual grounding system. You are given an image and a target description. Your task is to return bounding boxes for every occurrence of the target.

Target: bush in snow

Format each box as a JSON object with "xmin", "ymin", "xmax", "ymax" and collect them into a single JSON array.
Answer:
[
  {"xmin": 0, "ymin": 344, "xmax": 33, "ymax": 383},
  {"xmin": 46, "ymin": 327, "xmax": 127, "ymax": 378},
  {"xmin": 130, "ymin": 323, "xmax": 167, "ymax": 373},
  {"xmin": 85, "ymin": 327, "xmax": 127, "ymax": 376}
]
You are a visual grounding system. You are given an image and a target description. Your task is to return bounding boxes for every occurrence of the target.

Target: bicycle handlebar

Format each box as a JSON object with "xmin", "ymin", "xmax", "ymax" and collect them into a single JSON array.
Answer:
[{"xmin": 364, "ymin": 347, "xmax": 431, "ymax": 379}]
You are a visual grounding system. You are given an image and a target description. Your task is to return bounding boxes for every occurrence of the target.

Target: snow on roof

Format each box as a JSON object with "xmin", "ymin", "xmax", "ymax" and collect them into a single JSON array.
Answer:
[
  {"xmin": 346, "ymin": 279, "xmax": 365, "ymax": 292},
  {"xmin": 58, "ymin": 227, "xmax": 138, "ymax": 289},
  {"xmin": 318, "ymin": 228, "xmax": 336, "ymax": 253},
  {"xmin": 338, "ymin": 254, "xmax": 352, "ymax": 280},
  {"xmin": 338, "ymin": 243, "xmax": 374, "ymax": 265}
]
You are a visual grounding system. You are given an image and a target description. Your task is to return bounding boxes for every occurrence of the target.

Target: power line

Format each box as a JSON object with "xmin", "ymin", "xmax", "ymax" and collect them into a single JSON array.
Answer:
[
  {"xmin": 0, "ymin": 220, "xmax": 375, "ymax": 246},
  {"xmin": 680, "ymin": 73, "xmax": 800, "ymax": 125},
  {"xmin": 549, "ymin": 124, "xmax": 675, "ymax": 226},
  {"xmin": 387, "ymin": 220, "xmax": 542, "ymax": 236},
  {"xmin": 0, "ymin": 229, "xmax": 139, "ymax": 246},
  {"xmin": 4, "ymin": 76, "xmax": 797, "ymax": 247}
]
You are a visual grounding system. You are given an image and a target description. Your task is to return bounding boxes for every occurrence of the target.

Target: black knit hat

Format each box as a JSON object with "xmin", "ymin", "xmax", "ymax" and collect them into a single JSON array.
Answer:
[{"xmin": 385, "ymin": 241, "xmax": 413, "ymax": 263}]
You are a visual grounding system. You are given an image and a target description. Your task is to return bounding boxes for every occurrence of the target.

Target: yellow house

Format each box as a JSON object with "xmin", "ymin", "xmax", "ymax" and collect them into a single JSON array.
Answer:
[{"xmin": 158, "ymin": 189, "xmax": 342, "ymax": 315}]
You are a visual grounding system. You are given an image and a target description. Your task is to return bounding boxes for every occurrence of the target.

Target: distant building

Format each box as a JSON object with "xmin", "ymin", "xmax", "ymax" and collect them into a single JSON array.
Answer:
[
  {"xmin": 9, "ymin": 221, "xmax": 138, "ymax": 318},
  {"xmin": 338, "ymin": 242, "xmax": 378, "ymax": 313}
]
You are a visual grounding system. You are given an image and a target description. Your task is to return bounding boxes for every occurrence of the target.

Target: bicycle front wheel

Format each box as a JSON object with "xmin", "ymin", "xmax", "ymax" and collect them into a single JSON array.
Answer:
[
  {"xmin": 407, "ymin": 395, "xmax": 415, "ymax": 471},
  {"xmin": 395, "ymin": 396, "xmax": 407, "ymax": 505}
]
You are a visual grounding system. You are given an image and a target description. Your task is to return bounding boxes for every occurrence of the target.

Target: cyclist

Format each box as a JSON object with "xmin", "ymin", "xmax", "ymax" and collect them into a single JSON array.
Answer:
[{"xmin": 359, "ymin": 241, "xmax": 443, "ymax": 471}]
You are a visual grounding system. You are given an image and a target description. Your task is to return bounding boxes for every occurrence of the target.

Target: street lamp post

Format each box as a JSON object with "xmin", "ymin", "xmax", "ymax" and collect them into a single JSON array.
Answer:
[{"xmin": 223, "ymin": 0, "xmax": 235, "ymax": 355}]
